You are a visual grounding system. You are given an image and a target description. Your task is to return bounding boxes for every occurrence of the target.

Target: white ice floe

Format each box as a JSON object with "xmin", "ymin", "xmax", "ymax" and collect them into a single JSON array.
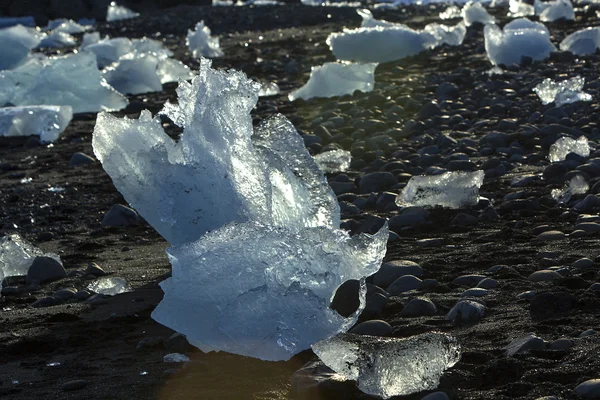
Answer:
[
  {"xmin": 0, "ymin": 52, "xmax": 128, "ymax": 113},
  {"xmin": 314, "ymin": 149, "xmax": 352, "ymax": 173},
  {"xmin": 106, "ymin": 1, "xmax": 140, "ymax": 22},
  {"xmin": 508, "ymin": 0, "xmax": 535, "ymax": 16},
  {"xmin": 396, "ymin": 170, "xmax": 485, "ymax": 208},
  {"xmin": 186, "ymin": 21, "xmax": 223, "ymax": 58},
  {"xmin": 258, "ymin": 82, "xmax": 280, "ymax": 97},
  {"xmin": 0, "ymin": 25, "xmax": 42, "ymax": 70},
  {"xmin": 462, "ymin": 1, "xmax": 496, "ymax": 26},
  {"xmin": 552, "ymin": 175, "xmax": 589, "ymax": 203},
  {"xmin": 484, "ymin": 18, "xmax": 556, "ymax": 65},
  {"xmin": 560, "ymin": 27, "xmax": 600, "ymax": 55},
  {"xmin": 289, "ymin": 62, "xmax": 377, "ymax": 101},
  {"xmin": 440, "ymin": 5, "xmax": 462, "ymax": 19},
  {"xmin": 0, "ymin": 234, "xmax": 60, "ymax": 283},
  {"xmin": 312, "ymin": 332, "xmax": 461, "ymax": 399},
  {"xmin": 548, "ymin": 135, "xmax": 590, "ymax": 162},
  {"xmin": 534, "ymin": 76, "xmax": 592, "ymax": 106},
  {"xmin": 87, "ymin": 276, "xmax": 131, "ymax": 295},
  {"xmin": 44, "ymin": 19, "xmax": 89, "ymax": 34},
  {"xmin": 534, "ymin": 0, "xmax": 575, "ymax": 21},
  {"xmin": 0, "ymin": 105, "xmax": 72, "ymax": 143}
]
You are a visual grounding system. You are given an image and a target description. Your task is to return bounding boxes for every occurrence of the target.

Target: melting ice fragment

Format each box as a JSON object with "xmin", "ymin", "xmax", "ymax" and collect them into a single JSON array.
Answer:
[
  {"xmin": 423, "ymin": 22, "xmax": 467, "ymax": 46},
  {"xmin": 440, "ymin": 5, "xmax": 462, "ymax": 19},
  {"xmin": 0, "ymin": 234, "xmax": 43, "ymax": 283},
  {"xmin": 37, "ymin": 31, "xmax": 77, "ymax": 48},
  {"xmin": 312, "ymin": 332, "xmax": 461, "ymax": 399},
  {"xmin": 314, "ymin": 149, "xmax": 351, "ymax": 173},
  {"xmin": 289, "ymin": 62, "xmax": 376, "ymax": 101},
  {"xmin": 0, "ymin": 24, "xmax": 41, "ymax": 70},
  {"xmin": 534, "ymin": 0, "xmax": 574, "ymax": 21},
  {"xmin": 534, "ymin": 76, "xmax": 592, "ymax": 107},
  {"xmin": 552, "ymin": 175, "xmax": 588, "ymax": 203},
  {"xmin": 462, "ymin": 1, "xmax": 496, "ymax": 26},
  {"xmin": 548, "ymin": 135, "xmax": 590, "ymax": 162},
  {"xmin": 508, "ymin": 0, "xmax": 535, "ymax": 16},
  {"xmin": 81, "ymin": 35, "xmax": 173, "ymax": 68},
  {"xmin": 186, "ymin": 21, "xmax": 223, "ymax": 58},
  {"xmin": 106, "ymin": 1, "xmax": 140, "ymax": 22},
  {"xmin": 484, "ymin": 18, "xmax": 556, "ymax": 66},
  {"xmin": 0, "ymin": 105, "xmax": 73, "ymax": 143},
  {"xmin": 560, "ymin": 27, "xmax": 600, "ymax": 55},
  {"xmin": 44, "ymin": 19, "xmax": 89, "ymax": 34},
  {"xmin": 258, "ymin": 82, "xmax": 280, "ymax": 97},
  {"xmin": 396, "ymin": 170, "xmax": 485, "ymax": 209},
  {"xmin": 152, "ymin": 221, "xmax": 389, "ymax": 361},
  {"xmin": 87, "ymin": 277, "xmax": 130, "ymax": 296}
]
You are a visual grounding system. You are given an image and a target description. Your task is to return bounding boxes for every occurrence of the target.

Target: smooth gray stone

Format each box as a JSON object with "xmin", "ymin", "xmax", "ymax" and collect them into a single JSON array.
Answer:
[
  {"xmin": 358, "ymin": 172, "xmax": 397, "ymax": 194},
  {"xmin": 575, "ymin": 379, "xmax": 600, "ymax": 398},
  {"xmin": 452, "ymin": 274, "xmax": 486, "ymax": 286},
  {"xmin": 69, "ymin": 152, "xmax": 95, "ymax": 166},
  {"xmin": 476, "ymin": 278, "xmax": 497, "ymax": 289},
  {"xmin": 588, "ymin": 283, "xmax": 600, "ymax": 291},
  {"xmin": 387, "ymin": 275, "xmax": 423, "ymax": 295},
  {"xmin": 389, "ymin": 207, "xmax": 430, "ymax": 230},
  {"xmin": 528, "ymin": 270, "xmax": 563, "ymax": 282},
  {"xmin": 401, "ymin": 297, "xmax": 437, "ymax": 317},
  {"xmin": 505, "ymin": 333, "xmax": 546, "ymax": 356},
  {"xmin": 53, "ymin": 288, "xmax": 77, "ymax": 300},
  {"xmin": 446, "ymin": 300, "xmax": 485, "ymax": 323},
  {"xmin": 574, "ymin": 223, "xmax": 600, "ymax": 233},
  {"xmin": 330, "ymin": 279, "xmax": 360, "ymax": 317},
  {"xmin": 580, "ymin": 329, "xmax": 597, "ymax": 337},
  {"xmin": 461, "ymin": 288, "xmax": 489, "ymax": 297},
  {"xmin": 371, "ymin": 260, "xmax": 423, "ymax": 288},
  {"xmin": 517, "ymin": 291, "xmax": 536, "ymax": 300},
  {"xmin": 349, "ymin": 320, "xmax": 393, "ymax": 336},
  {"xmin": 102, "ymin": 204, "xmax": 140, "ymax": 227},
  {"xmin": 536, "ymin": 230, "xmax": 566, "ymax": 241},
  {"xmin": 61, "ymin": 380, "xmax": 89, "ymax": 391},
  {"xmin": 573, "ymin": 258, "xmax": 595, "ymax": 270},
  {"xmin": 421, "ymin": 391, "xmax": 450, "ymax": 400},
  {"xmin": 550, "ymin": 338, "xmax": 573, "ymax": 350},
  {"xmin": 26, "ymin": 256, "xmax": 66, "ymax": 285},
  {"xmin": 86, "ymin": 262, "xmax": 106, "ymax": 276}
]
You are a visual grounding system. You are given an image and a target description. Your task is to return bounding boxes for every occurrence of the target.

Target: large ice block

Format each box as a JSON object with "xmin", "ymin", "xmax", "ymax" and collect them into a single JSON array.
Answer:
[
  {"xmin": 534, "ymin": 0, "xmax": 574, "ymax": 21},
  {"xmin": 0, "ymin": 24, "xmax": 41, "ymax": 70},
  {"xmin": 152, "ymin": 221, "xmax": 389, "ymax": 361},
  {"xmin": 533, "ymin": 76, "xmax": 592, "ymax": 107},
  {"xmin": 289, "ymin": 62, "xmax": 376, "ymax": 101},
  {"xmin": 548, "ymin": 135, "xmax": 590, "ymax": 162},
  {"xmin": 0, "ymin": 105, "xmax": 73, "ymax": 142},
  {"xmin": 560, "ymin": 27, "xmax": 600, "ymax": 56},
  {"xmin": 462, "ymin": 1, "xmax": 496, "ymax": 26},
  {"xmin": 312, "ymin": 332, "xmax": 461, "ymax": 398},
  {"xmin": 396, "ymin": 170, "xmax": 485, "ymax": 208},
  {"xmin": 186, "ymin": 21, "xmax": 223, "ymax": 58},
  {"xmin": 93, "ymin": 59, "xmax": 340, "ymax": 245},
  {"xmin": 0, "ymin": 52, "xmax": 128, "ymax": 113},
  {"xmin": 106, "ymin": 1, "xmax": 140, "ymax": 22}
]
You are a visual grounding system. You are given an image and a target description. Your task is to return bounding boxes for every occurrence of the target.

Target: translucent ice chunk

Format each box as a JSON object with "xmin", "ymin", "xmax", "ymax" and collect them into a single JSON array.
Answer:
[
  {"xmin": 93, "ymin": 59, "xmax": 340, "ymax": 245},
  {"xmin": 440, "ymin": 5, "xmax": 462, "ymax": 19},
  {"xmin": 81, "ymin": 35, "xmax": 172, "ymax": 68},
  {"xmin": 37, "ymin": 31, "xmax": 77, "ymax": 48},
  {"xmin": 186, "ymin": 21, "xmax": 223, "ymax": 58},
  {"xmin": 44, "ymin": 19, "xmax": 89, "ymax": 34},
  {"xmin": 106, "ymin": 1, "xmax": 140, "ymax": 22},
  {"xmin": 87, "ymin": 277, "xmax": 131, "ymax": 296},
  {"xmin": 0, "ymin": 24, "xmax": 41, "ymax": 70},
  {"xmin": 81, "ymin": 31, "xmax": 101, "ymax": 47},
  {"xmin": 0, "ymin": 234, "xmax": 43, "ymax": 282},
  {"xmin": 560, "ymin": 27, "xmax": 600, "ymax": 55},
  {"xmin": 312, "ymin": 332, "xmax": 461, "ymax": 399},
  {"xmin": 548, "ymin": 135, "xmax": 590, "ymax": 162},
  {"xmin": 508, "ymin": 0, "xmax": 535, "ymax": 16},
  {"xmin": 534, "ymin": 76, "xmax": 592, "ymax": 107},
  {"xmin": 258, "ymin": 82, "xmax": 281, "ymax": 97},
  {"xmin": 484, "ymin": 18, "xmax": 556, "ymax": 66},
  {"xmin": 552, "ymin": 175, "xmax": 588, "ymax": 203},
  {"xmin": 0, "ymin": 105, "xmax": 73, "ymax": 143},
  {"xmin": 423, "ymin": 22, "xmax": 467, "ymax": 46},
  {"xmin": 314, "ymin": 150, "xmax": 351, "ymax": 173},
  {"xmin": 396, "ymin": 170, "xmax": 485, "ymax": 209},
  {"xmin": 152, "ymin": 221, "xmax": 389, "ymax": 361},
  {"xmin": 289, "ymin": 62, "xmax": 376, "ymax": 101},
  {"xmin": 462, "ymin": 1, "xmax": 496, "ymax": 26},
  {"xmin": 0, "ymin": 52, "xmax": 128, "ymax": 113},
  {"xmin": 534, "ymin": 0, "xmax": 574, "ymax": 21}
]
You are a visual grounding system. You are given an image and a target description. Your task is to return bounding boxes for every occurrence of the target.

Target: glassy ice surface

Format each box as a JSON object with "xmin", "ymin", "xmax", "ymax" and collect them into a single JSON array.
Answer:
[
  {"xmin": 314, "ymin": 149, "xmax": 352, "ymax": 173},
  {"xmin": 549, "ymin": 135, "xmax": 590, "ymax": 162},
  {"xmin": 44, "ymin": 19, "xmax": 89, "ymax": 34},
  {"xmin": 0, "ymin": 25, "xmax": 41, "ymax": 70},
  {"xmin": 534, "ymin": 76, "xmax": 592, "ymax": 107},
  {"xmin": 0, "ymin": 105, "xmax": 73, "ymax": 143},
  {"xmin": 440, "ymin": 5, "xmax": 462, "ymax": 19},
  {"xmin": 0, "ymin": 234, "xmax": 43, "ymax": 282},
  {"xmin": 397, "ymin": 170, "xmax": 485, "ymax": 208},
  {"xmin": 552, "ymin": 175, "xmax": 589, "ymax": 203},
  {"xmin": 312, "ymin": 332, "xmax": 461, "ymax": 399},
  {"xmin": 38, "ymin": 31, "xmax": 77, "ymax": 48},
  {"xmin": 560, "ymin": 27, "xmax": 600, "ymax": 55},
  {"xmin": 509, "ymin": 0, "xmax": 534, "ymax": 16},
  {"xmin": 93, "ymin": 59, "xmax": 340, "ymax": 245},
  {"xmin": 484, "ymin": 18, "xmax": 556, "ymax": 65},
  {"xmin": 87, "ymin": 277, "xmax": 131, "ymax": 296},
  {"xmin": 81, "ymin": 35, "xmax": 173, "ymax": 68},
  {"xmin": 424, "ymin": 22, "xmax": 467, "ymax": 46},
  {"xmin": 462, "ymin": 1, "xmax": 496, "ymax": 26},
  {"xmin": 289, "ymin": 62, "xmax": 376, "ymax": 101},
  {"xmin": 106, "ymin": 2, "xmax": 140, "ymax": 22},
  {"xmin": 535, "ymin": 0, "xmax": 574, "ymax": 21},
  {"xmin": 0, "ymin": 17, "xmax": 35, "ymax": 29},
  {"xmin": 186, "ymin": 21, "xmax": 223, "ymax": 58},
  {"xmin": 0, "ymin": 52, "xmax": 128, "ymax": 113},
  {"xmin": 152, "ymin": 221, "xmax": 389, "ymax": 361},
  {"xmin": 258, "ymin": 82, "xmax": 280, "ymax": 97}
]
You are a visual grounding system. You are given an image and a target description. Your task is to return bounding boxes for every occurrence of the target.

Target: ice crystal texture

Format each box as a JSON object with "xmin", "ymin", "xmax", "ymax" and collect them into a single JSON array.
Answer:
[
  {"xmin": 549, "ymin": 135, "xmax": 590, "ymax": 162},
  {"xmin": 106, "ymin": 2, "xmax": 140, "ymax": 22},
  {"xmin": 314, "ymin": 150, "xmax": 351, "ymax": 173},
  {"xmin": 484, "ymin": 18, "xmax": 556, "ymax": 66},
  {"xmin": 396, "ymin": 170, "xmax": 485, "ymax": 208},
  {"xmin": 0, "ymin": 105, "xmax": 73, "ymax": 142},
  {"xmin": 0, "ymin": 52, "xmax": 128, "ymax": 113},
  {"xmin": 462, "ymin": 1, "xmax": 496, "ymax": 26},
  {"xmin": 534, "ymin": 0, "xmax": 574, "ymax": 21},
  {"xmin": 87, "ymin": 277, "xmax": 131, "ymax": 296},
  {"xmin": 560, "ymin": 27, "xmax": 600, "ymax": 55},
  {"xmin": 0, "ymin": 234, "xmax": 43, "ymax": 282},
  {"xmin": 534, "ymin": 76, "xmax": 592, "ymax": 106},
  {"xmin": 186, "ymin": 21, "xmax": 223, "ymax": 58},
  {"xmin": 289, "ymin": 62, "xmax": 376, "ymax": 101},
  {"xmin": 312, "ymin": 332, "xmax": 461, "ymax": 398},
  {"xmin": 0, "ymin": 24, "xmax": 41, "ymax": 70},
  {"xmin": 552, "ymin": 175, "xmax": 588, "ymax": 203}
]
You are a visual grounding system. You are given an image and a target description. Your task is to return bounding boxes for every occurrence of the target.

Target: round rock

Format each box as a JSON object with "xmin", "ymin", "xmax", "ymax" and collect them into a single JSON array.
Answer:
[
  {"xmin": 528, "ymin": 270, "xmax": 563, "ymax": 282},
  {"xmin": 387, "ymin": 275, "xmax": 423, "ymax": 295},
  {"xmin": 550, "ymin": 338, "xmax": 573, "ymax": 350},
  {"xmin": 371, "ymin": 260, "xmax": 423, "ymax": 288},
  {"xmin": 446, "ymin": 300, "xmax": 485, "ymax": 323},
  {"xmin": 536, "ymin": 230, "xmax": 566, "ymax": 241},
  {"xmin": 61, "ymin": 380, "xmax": 89, "ymax": 391},
  {"xmin": 69, "ymin": 152, "xmax": 95, "ymax": 166},
  {"xmin": 476, "ymin": 278, "xmax": 497, "ymax": 289},
  {"xmin": 330, "ymin": 279, "xmax": 360, "ymax": 317},
  {"xmin": 573, "ymin": 258, "xmax": 595, "ymax": 270},
  {"xmin": 401, "ymin": 297, "xmax": 437, "ymax": 317},
  {"xmin": 422, "ymin": 392, "xmax": 450, "ymax": 400},
  {"xmin": 575, "ymin": 379, "xmax": 600, "ymax": 398},
  {"xmin": 358, "ymin": 172, "xmax": 397, "ymax": 194},
  {"xmin": 102, "ymin": 204, "xmax": 140, "ymax": 227},
  {"xmin": 26, "ymin": 256, "xmax": 66, "ymax": 285},
  {"xmin": 349, "ymin": 320, "xmax": 393, "ymax": 336},
  {"xmin": 452, "ymin": 274, "xmax": 486, "ymax": 286},
  {"xmin": 461, "ymin": 288, "xmax": 489, "ymax": 297}
]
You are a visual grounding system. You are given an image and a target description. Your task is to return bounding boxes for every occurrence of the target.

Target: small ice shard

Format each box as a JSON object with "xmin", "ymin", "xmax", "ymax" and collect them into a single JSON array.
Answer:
[
  {"xmin": 163, "ymin": 353, "xmax": 189, "ymax": 363},
  {"xmin": 533, "ymin": 76, "xmax": 592, "ymax": 106},
  {"xmin": 462, "ymin": 1, "xmax": 496, "ymax": 26},
  {"xmin": 0, "ymin": 17, "xmax": 36, "ymax": 29},
  {"xmin": 106, "ymin": 1, "xmax": 140, "ymax": 22},
  {"xmin": 87, "ymin": 276, "xmax": 130, "ymax": 296},
  {"xmin": 552, "ymin": 175, "xmax": 589, "ymax": 203},
  {"xmin": 548, "ymin": 135, "xmax": 590, "ymax": 162},
  {"xmin": 37, "ymin": 31, "xmax": 77, "ymax": 48},
  {"xmin": 258, "ymin": 82, "xmax": 280, "ymax": 97},
  {"xmin": 0, "ymin": 105, "xmax": 73, "ymax": 143},
  {"xmin": 0, "ymin": 52, "xmax": 128, "ymax": 113},
  {"xmin": 81, "ymin": 35, "xmax": 173, "ymax": 68},
  {"xmin": 0, "ymin": 234, "xmax": 43, "ymax": 282},
  {"xmin": 312, "ymin": 332, "xmax": 461, "ymax": 399},
  {"xmin": 0, "ymin": 25, "xmax": 41, "ymax": 70},
  {"xmin": 396, "ymin": 170, "xmax": 485, "ymax": 209},
  {"xmin": 289, "ymin": 62, "xmax": 376, "ymax": 101},
  {"xmin": 440, "ymin": 5, "xmax": 462, "ymax": 19},
  {"xmin": 534, "ymin": 0, "xmax": 574, "ymax": 21},
  {"xmin": 152, "ymin": 221, "xmax": 389, "ymax": 361},
  {"xmin": 314, "ymin": 149, "xmax": 351, "ymax": 173},
  {"xmin": 484, "ymin": 18, "xmax": 556, "ymax": 66},
  {"xmin": 186, "ymin": 21, "xmax": 223, "ymax": 58},
  {"xmin": 423, "ymin": 22, "xmax": 467, "ymax": 46},
  {"xmin": 560, "ymin": 27, "xmax": 600, "ymax": 55},
  {"xmin": 44, "ymin": 19, "xmax": 89, "ymax": 34},
  {"xmin": 508, "ymin": 0, "xmax": 535, "ymax": 16}
]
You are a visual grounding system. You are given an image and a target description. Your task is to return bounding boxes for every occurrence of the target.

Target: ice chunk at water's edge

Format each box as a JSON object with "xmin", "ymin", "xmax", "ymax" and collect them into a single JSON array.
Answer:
[
  {"xmin": 107, "ymin": 2, "xmax": 140, "ymax": 22},
  {"xmin": 552, "ymin": 175, "xmax": 588, "ymax": 203},
  {"xmin": 534, "ymin": 76, "xmax": 592, "ymax": 107},
  {"xmin": 312, "ymin": 332, "xmax": 461, "ymax": 399},
  {"xmin": 549, "ymin": 135, "xmax": 590, "ymax": 162},
  {"xmin": 186, "ymin": 21, "xmax": 223, "ymax": 58},
  {"xmin": 462, "ymin": 1, "xmax": 496, "ymax": 26},
  {"xmin": 87, "ymin": 276, "xmax": 130, "ymax": 296},
  {"xmin": 314, "ymin": 149, "xmax": 351, "ymax": 173},
  {"xmin": 560, "ymin": 27, "xmax": 600, "ymax": 56},
  {"xmin": 0, "ymin": 234, "xmax": 43, "ymax": 282},
  {"xmin": 0, "ymin": 105, "xmax": 73, "ymax": 143},
  {"xmin": 535, "ymin": 0, "xmax": 574, "ymax": 21}
]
